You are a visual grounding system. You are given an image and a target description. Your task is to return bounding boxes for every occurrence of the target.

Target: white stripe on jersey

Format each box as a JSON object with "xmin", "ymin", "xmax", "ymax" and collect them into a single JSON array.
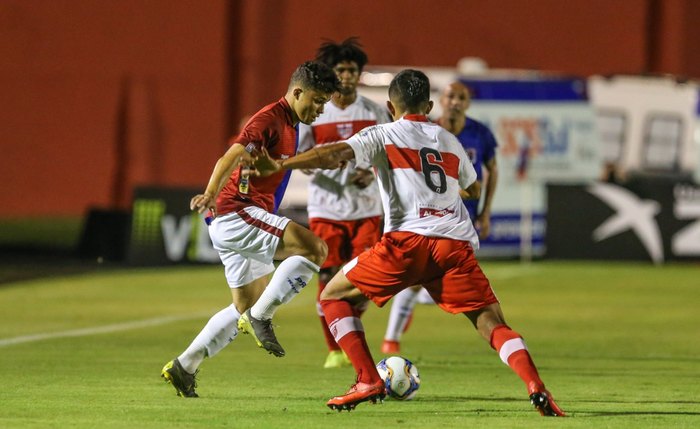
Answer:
[
  {"xmin": 297, "ymin": 96, "xmax": 391, "ymax": 221},
  {"xmin": 347, "ymin": 116, "xmax": 480, "ymax": 247}
]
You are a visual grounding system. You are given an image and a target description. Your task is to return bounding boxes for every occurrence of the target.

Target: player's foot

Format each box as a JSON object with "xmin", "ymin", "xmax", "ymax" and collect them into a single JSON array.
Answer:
[
  {"xmin": 381, "ymin": 339, "xmax": 400, "ymax": 354},
  {"xmin": 326, "ymin": 380, "xmax": 386, "ymax": 411},
  {"xmin": 323, "ymin": 350, "xmax": 351, "ymax": 369},
  {"xmin": 529, "ymin": 389, "xmax": 566, "ymax": 417},
  {"xmin": 161, "ymin": 359, "xmax": 199, "ymax": 398},
  {"xmin": 237, "ymin": 309, "xmax": 285, "ymax": 357}
]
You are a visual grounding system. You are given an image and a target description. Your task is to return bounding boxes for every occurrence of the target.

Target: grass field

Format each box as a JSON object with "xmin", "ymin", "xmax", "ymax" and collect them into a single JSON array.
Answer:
[{"xmin": 1, "ymin": 261, "xmax": 699, "ymax": 428}]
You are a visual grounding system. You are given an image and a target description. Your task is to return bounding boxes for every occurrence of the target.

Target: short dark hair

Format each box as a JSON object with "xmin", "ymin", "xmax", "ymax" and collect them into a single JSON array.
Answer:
[
  {"xmin": 289, "ymin": 61, "xmax": 340, "ymax": 94},
  {"xmin": 389, "ymin": 69, "xmax": 431, "ymax": 110},
  {"xmin": 316, "ymin": 37, "xmax": 368, "ymax": 71}
]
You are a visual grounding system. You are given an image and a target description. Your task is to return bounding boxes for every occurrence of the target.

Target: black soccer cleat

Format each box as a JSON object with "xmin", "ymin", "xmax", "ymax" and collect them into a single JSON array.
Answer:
[
  {"xmin": 529, "ymin": 390, "xmax": 565, "ymax": 417},
  {"xmin": 161, "ymin": 358, "xmax": 199, "ymax": 398},
  {"xmin": 237, "ymin": 309, "xmax": 285, "ymax": 357}
]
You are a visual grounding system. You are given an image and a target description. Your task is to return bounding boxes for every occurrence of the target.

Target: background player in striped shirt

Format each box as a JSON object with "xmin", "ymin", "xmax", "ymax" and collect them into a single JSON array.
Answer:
[
  {"xmin": 252, "ymin": 69, "xmax": 564, "ymax": 416},
  {"xmin": 161, "ymin": 61, "xmax": 339, "ymax": 398},
  {"xmin": 298, "ymin": 38, "xmax": 392, "ymax": 369},
  {"xmin": 381, "ymin": 81, "xmax": 500, "ymax": 354}
]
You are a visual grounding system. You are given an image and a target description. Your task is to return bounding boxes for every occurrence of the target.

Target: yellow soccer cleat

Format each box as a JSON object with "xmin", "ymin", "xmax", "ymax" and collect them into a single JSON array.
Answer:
[
  {"xmin": 237, "ymin": 309, "xmax": 285, "ymax": 357},
  {"xmin": 323, "ymin": 350, "xmax": 352, "ymax": 369},
  {"xmin": 161, "ymin": 359, "xmax": 198, "ymax": 398}
]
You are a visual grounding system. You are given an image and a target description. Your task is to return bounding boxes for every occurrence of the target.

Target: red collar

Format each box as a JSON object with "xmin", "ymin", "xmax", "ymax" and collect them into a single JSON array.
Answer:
[
  {"xmin": 278, "ymin": 97, "xmax": 294, "ymax": 126},
  {"xmin": 403, "ymin": 114, "xmax": 430, "ymax": 122}
]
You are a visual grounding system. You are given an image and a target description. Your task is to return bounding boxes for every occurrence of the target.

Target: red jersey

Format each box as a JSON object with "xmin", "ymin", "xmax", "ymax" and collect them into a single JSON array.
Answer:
[{"xmin": 216, "ymin": 98, "xmax": 298, "ymax": 215}]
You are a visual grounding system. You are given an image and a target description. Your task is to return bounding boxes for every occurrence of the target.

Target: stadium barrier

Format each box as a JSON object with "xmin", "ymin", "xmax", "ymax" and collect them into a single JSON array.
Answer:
[{"xmin": 127, "ymin": 186, "xmax": 217, "ymax": 265}]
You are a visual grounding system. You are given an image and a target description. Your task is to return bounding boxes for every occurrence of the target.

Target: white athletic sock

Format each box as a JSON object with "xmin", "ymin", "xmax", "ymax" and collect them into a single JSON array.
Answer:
[
  {"xmin": 250, "ymin": 255, "xmax": 319, "ymax": 321},
  {"xmin": 384, "ymin": 287, "xmax": 420, "ymax": 341},
  {"xmin": 178, "ymin": 304, "xmax": 240, "ymax": 373}
]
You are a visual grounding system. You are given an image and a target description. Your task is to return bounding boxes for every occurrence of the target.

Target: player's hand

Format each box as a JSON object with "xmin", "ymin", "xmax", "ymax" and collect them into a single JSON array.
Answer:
[
  {"xmin": 476, "ymin": 213, "xmax": 491, "ymax": 239},
  {"xmin": 190, "ymin": 193, "xmax": 216, "ymax": 216},
  {"xmin": 349, "ymin": 168, "xmax": 375, "ymax": 189},
  {"xmin": 251, "ymin": 147, "xmax": 283, "ymax": 177}
]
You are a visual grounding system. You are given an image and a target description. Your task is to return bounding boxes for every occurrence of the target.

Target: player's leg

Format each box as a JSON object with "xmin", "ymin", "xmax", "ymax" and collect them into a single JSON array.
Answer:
[
  {"xmin": 174, "ymin": 276, "xmax": 268, "ymax": 373},
  {"xmin": 323, "ymin": 232, "xmax": 424, "ymax": 410},
  {"xmin": 381, "ymin": 285, "xmax": 421, "ymax": 353},
  {"xmin": 348, "ymin": 216, "xmax": 381, "ymax": 321},
  {"xmin": 240, "ymin": 219, "xmax": 328, "ymax": 355},
  {"xmin": 426, "ymin": 238, "xmax": 564, "ymax": 416},
  {"xmin": 320, "ymin": 271, "xmax": 385, "ymax": 411},
  {"xmin": 308, "ymin": 218, "xmax": 351, "ymax": 368},
  {"xmin": 464, "ymin": 304, "xmax": 565, "ymax": 417},
  {"xmin": 317, "ymin": 267, "xmax": 352, "ymax": 368},
  {"xmin": 246, "ymin": 220, "xmax": 326, "ymax": 319},
  {"xmin": 162, "ymin": 229, "xmax": 275, "ymax": 397}
]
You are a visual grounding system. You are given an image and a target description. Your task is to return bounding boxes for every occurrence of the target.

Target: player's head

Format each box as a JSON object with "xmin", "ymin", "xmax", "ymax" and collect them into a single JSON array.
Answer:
[
  {"xmin": 387, "ymin": 69, "xmax": 433, "ymax": 117},
  {"xmin": 440, "ymin": 81, "xmax": 471, "ymax": 121},
  {"xmin": 316, "ymin": 37, "xmax": 367, "ymax": 96},
  {"xmin": 287, "ymin": 61, "xmax": 340, "ymax": 125}
]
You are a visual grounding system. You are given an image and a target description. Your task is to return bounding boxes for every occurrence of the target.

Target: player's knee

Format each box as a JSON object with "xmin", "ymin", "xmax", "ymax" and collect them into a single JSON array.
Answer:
[{"xmin": 304, "ymin": 235, "xmax": 328, "ymax": 267}]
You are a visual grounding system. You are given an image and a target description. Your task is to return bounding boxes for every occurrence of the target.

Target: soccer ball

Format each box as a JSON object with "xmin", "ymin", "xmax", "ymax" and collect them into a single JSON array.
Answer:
[{"xmin": 376, "ymin": 356, "xmax": 420, "ymax": 400}]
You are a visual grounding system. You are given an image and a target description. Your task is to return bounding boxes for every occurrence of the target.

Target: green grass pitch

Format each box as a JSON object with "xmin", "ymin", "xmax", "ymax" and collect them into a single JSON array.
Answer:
[{"xmin": 0, "ymin": 261, "xmax": 698, "ymax": 428}]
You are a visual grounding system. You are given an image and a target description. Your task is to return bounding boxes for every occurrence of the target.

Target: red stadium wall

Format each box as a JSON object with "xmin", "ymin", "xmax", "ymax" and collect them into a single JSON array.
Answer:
[
  {"xmin": 0, "ymin": 1, "xmax": 229, "ymax": 217},
  {"xmin": 1, "ymin": 0, "xmax": 698, "ymax": 217}
]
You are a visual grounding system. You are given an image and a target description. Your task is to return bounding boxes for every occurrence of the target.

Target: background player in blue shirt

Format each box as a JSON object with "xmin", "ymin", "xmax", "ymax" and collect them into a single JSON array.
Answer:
[
  {"xmin": 382, "ymin": 81, "xmax": 499, "ymax": 354},
  {"xmin": 436, "ymin": 81, "xmax": 499, "ymax": 234}
]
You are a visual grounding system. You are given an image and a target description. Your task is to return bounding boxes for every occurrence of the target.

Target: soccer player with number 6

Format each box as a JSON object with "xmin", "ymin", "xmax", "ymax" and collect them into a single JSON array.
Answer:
[{"xmin": 251, "ymin": 69, "xmax": 565, "ymax": 416}]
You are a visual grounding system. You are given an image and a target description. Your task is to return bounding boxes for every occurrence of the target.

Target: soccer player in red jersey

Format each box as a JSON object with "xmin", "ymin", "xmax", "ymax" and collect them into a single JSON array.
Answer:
[
  {"xmin": 298, "ymin": 38, "xmax": 391, "ymax": 369},
  {"xmin": 161, "ymin": 61, "xmax": 340, "ymax": 398},
  {"xmin": 252, "ymin": 69, "xmax": 565, "ymax": 416}
]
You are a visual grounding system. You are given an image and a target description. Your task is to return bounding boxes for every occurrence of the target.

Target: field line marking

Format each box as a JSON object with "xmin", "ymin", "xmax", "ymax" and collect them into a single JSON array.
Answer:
[
  {"xmin": 0, "ymin": 267, "xmax": 532, "ymax": 348},
  {"xmin": 0, "ymin": 311, "xmax": 212, "ymax": 348}
]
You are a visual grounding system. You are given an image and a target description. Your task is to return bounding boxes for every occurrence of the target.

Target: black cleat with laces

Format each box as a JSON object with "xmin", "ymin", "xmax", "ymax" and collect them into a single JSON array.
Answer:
[
  {"xmin": 237, "ymin": 309, "xmax": 285, "ymax": 357},
  {"xmin": 529, "ymin": 389, "xmax": 565, "ymax": 416},
  {"xmin": 161, "ymin": 358, "xmax": 199, "ymax": 398}
]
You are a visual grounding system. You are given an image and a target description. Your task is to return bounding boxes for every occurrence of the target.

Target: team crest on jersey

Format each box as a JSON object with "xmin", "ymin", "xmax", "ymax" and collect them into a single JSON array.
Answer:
[{"xmin": 336, "ymin": 123, "xmax": 354, "ymax": 139}]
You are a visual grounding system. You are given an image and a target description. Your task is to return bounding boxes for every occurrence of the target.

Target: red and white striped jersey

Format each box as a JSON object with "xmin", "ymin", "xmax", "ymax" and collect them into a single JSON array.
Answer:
[
  {"xmin": 298, "ymin": 95, "xmax": 391, "ymax": 221},
  {"xmin": 346, "ymin": 114, "xmax": 479, "ymax": 247}
]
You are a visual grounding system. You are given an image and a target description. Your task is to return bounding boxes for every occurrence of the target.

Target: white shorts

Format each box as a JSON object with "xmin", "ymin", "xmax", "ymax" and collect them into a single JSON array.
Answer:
[{"xmin": 208, "ymin": 206, "xmax": 291, "ymax": 288}]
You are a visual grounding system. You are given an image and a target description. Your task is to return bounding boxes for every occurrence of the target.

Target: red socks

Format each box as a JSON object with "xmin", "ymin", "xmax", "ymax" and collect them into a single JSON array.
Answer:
[
  {"xmin": 317, "ymin": 280, "xmax": 341, "ymax": 351},
  {"xmin": 319, "ymin": 315, "xmax": 340, "ymax": 351},
  {"xmin": 490, "ymin": 325, "xmax": 544, "ymax": 393},
  {"xmin": 320, "ymin": 298, "xmax": 380, "ymax": 384}
]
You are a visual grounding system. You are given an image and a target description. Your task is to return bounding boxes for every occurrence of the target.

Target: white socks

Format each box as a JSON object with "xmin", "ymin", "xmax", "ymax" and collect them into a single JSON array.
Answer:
[
  {"xmin": 250, "ymin": 255, "xmax": 320, "ymax": 321},
  {"xmin": 178, "ymin": 304, "xmax": 240, "ymax": 374},
  {"xmin": 384, "ymin": 287, "xmax": 420, "ymax": 341}
]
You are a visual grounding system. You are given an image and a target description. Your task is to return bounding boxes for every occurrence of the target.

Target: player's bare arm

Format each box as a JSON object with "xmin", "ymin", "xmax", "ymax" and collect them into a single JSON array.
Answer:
[
  {"xmin": 254, "ymin": 143, "xmax": 356, "ymax": 177},
  {"xmin": 479, "ymin": 157, "xmax": 498, "ymax": 218},
  {"xmin": 190, "ymin": 143, "xmax": 255, "ymax": 215},
  {"xmin": 476, "ymin": 157, "xmax": 498, "ymax": 238},
  {"xmin": 459, "ymin": 181, "xmax": 481, "ymax": 200}
]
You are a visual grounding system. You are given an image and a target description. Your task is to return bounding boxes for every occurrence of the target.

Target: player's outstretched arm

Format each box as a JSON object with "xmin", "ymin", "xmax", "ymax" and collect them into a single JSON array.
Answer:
[
  {"xmin": 254, "ymin": 143, "xmax": 355, "ymax": 177},
  {"xmin": 190, "ymin": 143, "xmax": 253, "ymax": 215}
]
